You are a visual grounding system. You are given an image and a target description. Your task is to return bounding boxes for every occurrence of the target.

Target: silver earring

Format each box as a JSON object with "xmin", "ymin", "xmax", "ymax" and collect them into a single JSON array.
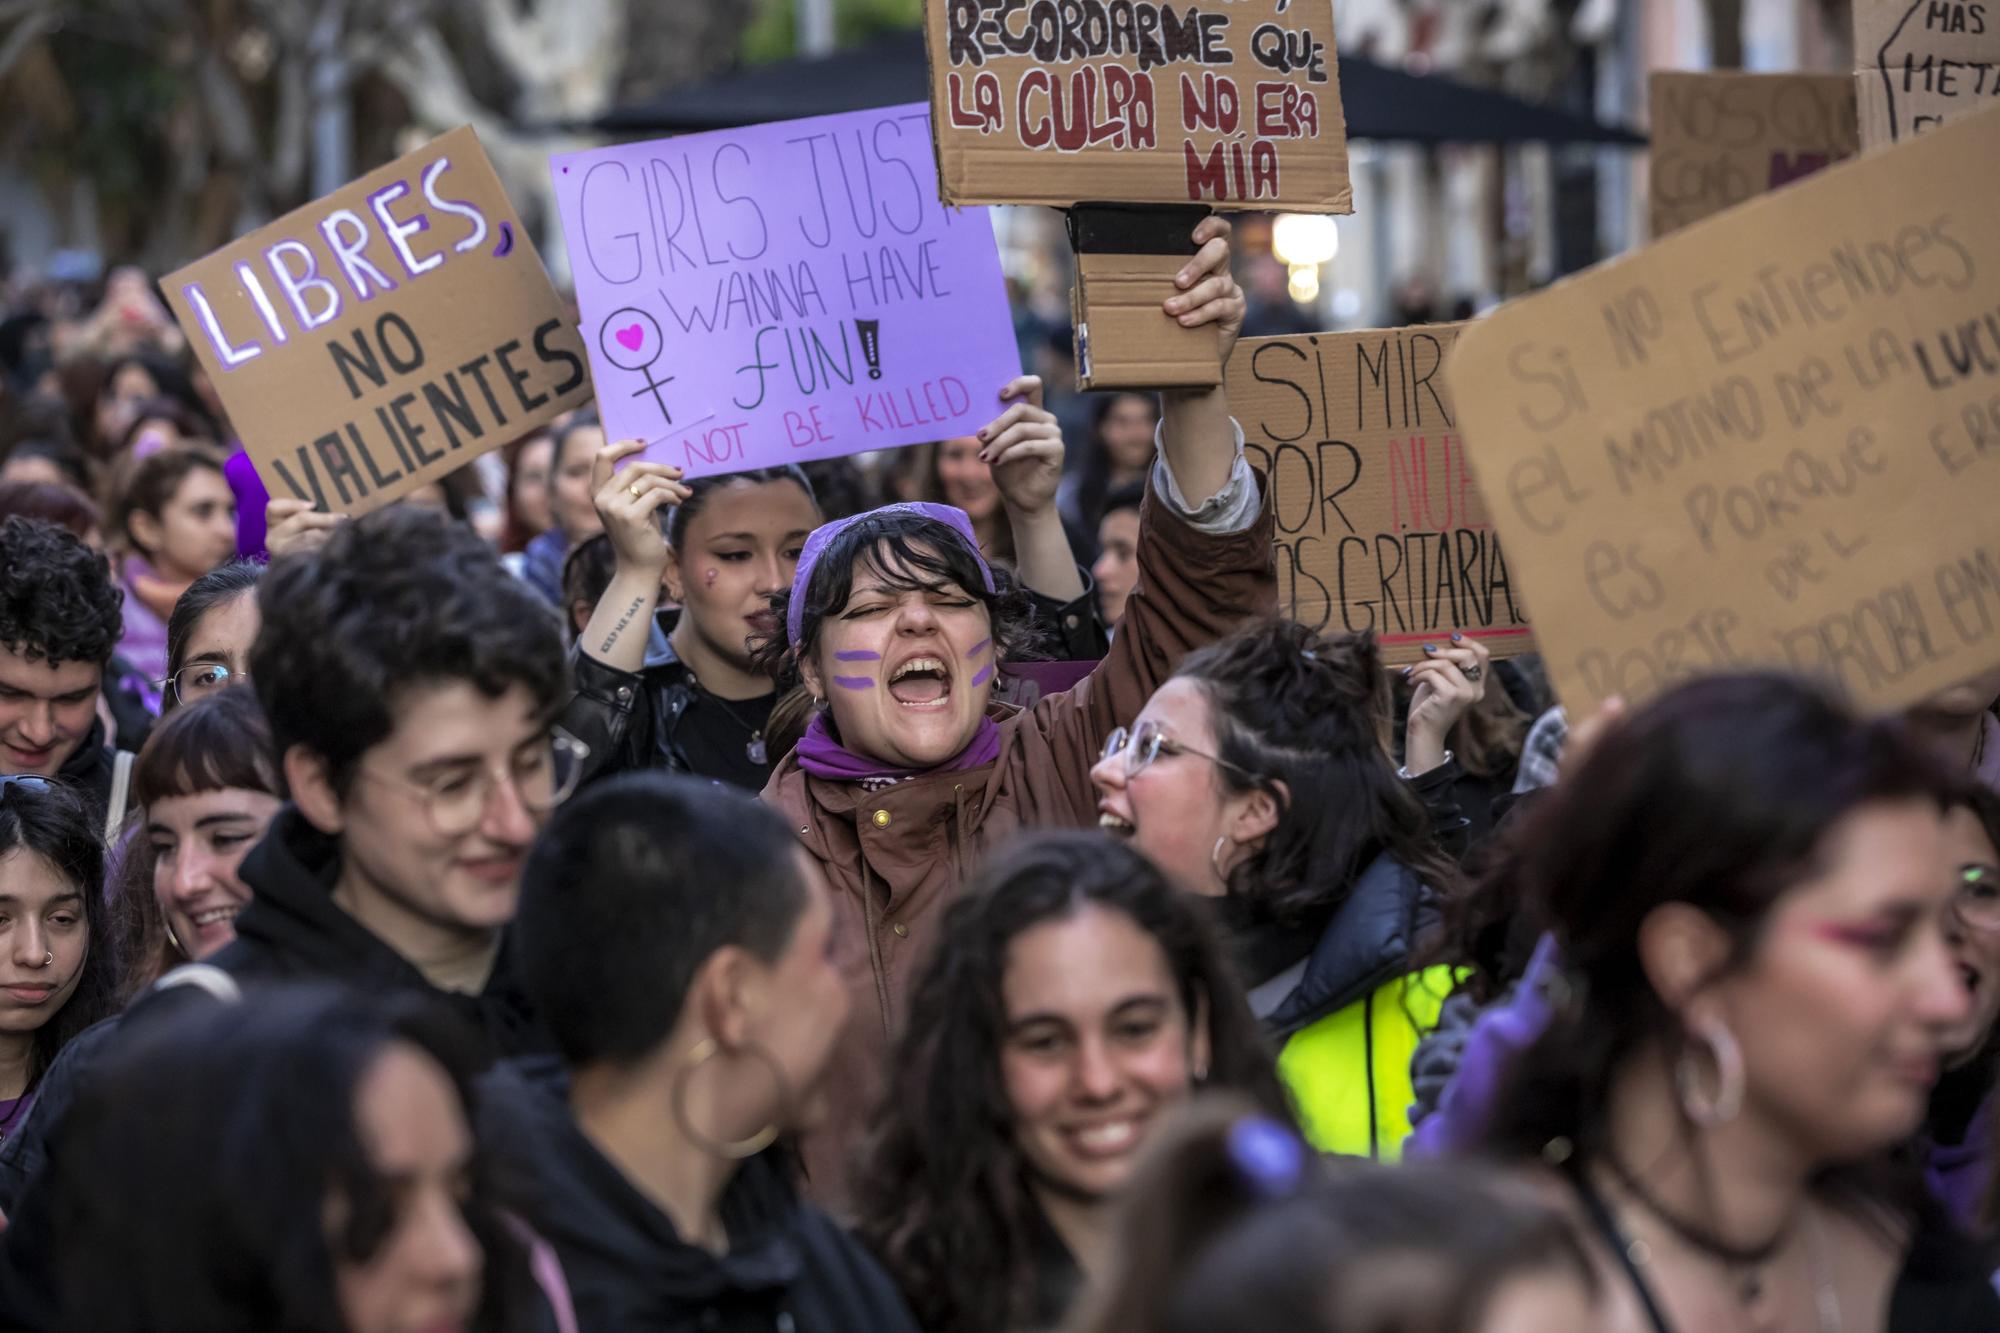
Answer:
[
  {"xmin": 1676, "ymin": 1018, "xmax": 1745, "ymax": 1128},
  {"xmin": 1211, "ymin": 835, "xmax": 1232, "ymax": 886}
]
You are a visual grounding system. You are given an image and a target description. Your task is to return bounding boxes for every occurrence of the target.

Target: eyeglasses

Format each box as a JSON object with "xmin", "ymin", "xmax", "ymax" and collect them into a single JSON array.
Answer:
[
  {"xmin": 1953, "ymin": 863, "xmax": 2000, "ymax": 933},
  {"xmin": 162, "ymin": 662, "xmax": 247, "ymax": 707},
  {"xmin": 354, "ymin": 732, "xmax": 590, "ymax": 838},
  {"xmin": 1100, "ymin": 721, "xmax": 1255, "ymax": 781}
]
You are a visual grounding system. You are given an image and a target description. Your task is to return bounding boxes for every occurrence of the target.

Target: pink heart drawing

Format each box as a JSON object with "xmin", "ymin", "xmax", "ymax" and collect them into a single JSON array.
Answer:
[{"xmin": 615, "ymin": 323, "xmax": 645, "ymax": 352}]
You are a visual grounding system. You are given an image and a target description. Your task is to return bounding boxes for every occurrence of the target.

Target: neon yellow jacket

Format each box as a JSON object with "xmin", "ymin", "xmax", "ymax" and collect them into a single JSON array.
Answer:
[{"xmin": 1276, "ymin": 965, "xmax": 1460, "ymax": 1160}]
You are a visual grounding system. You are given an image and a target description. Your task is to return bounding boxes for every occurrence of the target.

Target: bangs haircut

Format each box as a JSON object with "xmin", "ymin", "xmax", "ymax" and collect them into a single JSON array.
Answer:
[
  {"xmin": 756, "ymin": 512, "xmax": 1043, "ymax": 673},
  {"xmin": 134, "ymin": 687, "xmax": 281, "ymax": 808}
]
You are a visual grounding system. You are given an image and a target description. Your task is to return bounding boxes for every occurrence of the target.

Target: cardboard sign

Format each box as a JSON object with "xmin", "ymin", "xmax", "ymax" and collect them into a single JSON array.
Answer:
[
  {"xmin": 165, "ymin": 128, "xmax": 589, "ymax": 516},
  {"xmin": 550, "ymin": 105, "xmax": 1021, "ymax": 476},
  {"xmin": 1447, "ymin": 104, "xmax": 2000, "ymax": 715},
  {"xmin": 1649, "ymin": 72, "xmax": 1857, "ymax": 237},
  {"xmin": 923, "ymin": 0, "xmax": 1351, "ymax": 212},
  {"xmin": 1855, "ymin": 0, "xmax": 2000, "ymax": 148},
  {"xmin": 1224, "ymin": 325, "xmax": 1534, "ymax": 666}
]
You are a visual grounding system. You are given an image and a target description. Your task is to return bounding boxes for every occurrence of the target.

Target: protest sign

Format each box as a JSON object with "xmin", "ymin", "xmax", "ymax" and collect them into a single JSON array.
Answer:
[
  {"xmin": 165, "ymin": 127, "xmax": 588, "ymax": 516},
  {"xmin": 922, "ymin": 0, "xmax": 1350, "ymax": 212},
  {"xmin": 1447, "ymin": 104, "xmax": 2000, "ymax": 715},
  {"xmin": 1854, "ymin": 0, "xmax": 2000, "ymax": 148},
  {"xmin": 550, "ymin": 105, "xmax": 1020, "ymax": 475},
  {"xmin": 1224, "ymin": 325, "xmax": 1534, "ymax": 666},
  {"xmin": 1648, "ymin": 72, "xmax": 1856, "ymax": 237}
]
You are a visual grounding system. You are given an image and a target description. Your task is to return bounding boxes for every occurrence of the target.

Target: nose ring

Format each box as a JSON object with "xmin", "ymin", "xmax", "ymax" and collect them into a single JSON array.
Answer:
[{"xmin": 41, "ymin": 949, "xmax": 51, "ymax": 967}]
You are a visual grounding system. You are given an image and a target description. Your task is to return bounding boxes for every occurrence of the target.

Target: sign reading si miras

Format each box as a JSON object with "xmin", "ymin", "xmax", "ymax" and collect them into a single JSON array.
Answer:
[
  {"xmin": 166, "ymin": 127, "xmax": 589, "ymax": 516},
  {"xmin": 923, "ymin": 0, "xmax": 1351, "ymax": 211},
  {"xmin": 1225, "ymin": 324, "xmax": 1534, "ymax": 665}
]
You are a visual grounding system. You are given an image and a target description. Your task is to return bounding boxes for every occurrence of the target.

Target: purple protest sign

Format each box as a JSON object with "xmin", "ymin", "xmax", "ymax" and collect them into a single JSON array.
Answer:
[{"xmin": 550, "ymin": 104, "xmax": 1021, "ymax": 475}]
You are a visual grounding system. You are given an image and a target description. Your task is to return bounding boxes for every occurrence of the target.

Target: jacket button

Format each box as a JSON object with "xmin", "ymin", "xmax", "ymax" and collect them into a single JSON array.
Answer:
[
  {"xmin": 872, "ymin": 809, "xmax": 891, "ymax": 828},
  {"xmin": 615, "ymin": 686, "xmax": 632, "ymax": 703},
  {"xmin": 893, "ymin": 922, "xmax": 909, "ymax": 938},
  {"xmin": 1065, "ymin": 614, "xmax": 1079, "ymax": 628}
]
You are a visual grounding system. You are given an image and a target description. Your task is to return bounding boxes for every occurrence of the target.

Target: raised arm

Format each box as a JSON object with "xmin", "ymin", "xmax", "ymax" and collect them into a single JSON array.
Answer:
[
  {"xmin": 1157, "ymin": 214, "xmax": 1246, "ymax": 508},
  {"xmin": 981, "ymin": 375, "xmax": 1087, "ymax": 605},
  {"xmin": 577, "ymin": 438, "xmax": 690, "ymax": 674}
]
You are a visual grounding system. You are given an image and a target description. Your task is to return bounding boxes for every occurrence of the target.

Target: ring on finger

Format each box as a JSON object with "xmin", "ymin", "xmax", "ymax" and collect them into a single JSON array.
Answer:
[
  {"xmin": 1462, "ymin": 664, "xmax": 1483, "ymax": 682},
  {"xmin": 629, "ymin": 482, "xmax": 642, "ymax": 498}
]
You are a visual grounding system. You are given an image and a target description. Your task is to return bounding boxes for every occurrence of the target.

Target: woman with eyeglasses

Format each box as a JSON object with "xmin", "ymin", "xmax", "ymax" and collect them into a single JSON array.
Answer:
[
  {"xmin": 1919, "ymin": 784, "xmax": 2000, "ymax": 1233},
  {"xmin": 160, "ymin": 561, "xmax": 262, "ymax": 713},
  {"xmin": 1088, "ymin": 618, "xmax": 1481, "ymax": 1159},
  {"xmin": 0, "ymin": 777, "xmax": 119, "ymax": 1143}
]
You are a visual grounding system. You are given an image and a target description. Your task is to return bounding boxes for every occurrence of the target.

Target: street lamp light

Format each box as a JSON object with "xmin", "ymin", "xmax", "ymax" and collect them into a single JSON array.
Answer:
[{"xmin": 1271, "ymin": 213, "xmax": 1339, "ymax": 306}]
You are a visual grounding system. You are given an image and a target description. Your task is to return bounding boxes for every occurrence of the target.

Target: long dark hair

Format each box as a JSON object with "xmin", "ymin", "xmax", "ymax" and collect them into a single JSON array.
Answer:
[
  {"xmin": 1174, "ymin": 620, "xmax": 1460, "ymax": 921},
  {"xmin": 0, "ymin": 778, "xmax": 120, "ymax": 1091},
  {"xmin": 854, "ymin": 832, "xmax": 1289, "ymax": 1333},
  {"xmin": 49, "ymin": 985, "xmax": 542, "ymax": 1332},
  {"xmin": 1476, "ymin": 673, "xmax": 1954, "ymax": 1166},
  {"xmin": 662, "ymin": 465, "xmax": 818, "ymax": 554},
  {"xmin": 1070, "ymin": 1096, "xmax": 1596, "ymax": 1333}
]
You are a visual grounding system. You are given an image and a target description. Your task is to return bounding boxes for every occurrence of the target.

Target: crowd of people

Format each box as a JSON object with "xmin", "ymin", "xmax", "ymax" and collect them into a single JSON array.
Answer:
[{"xmin": 0, "ymin": 222, "xmax": 1998, "ymax": 1333}]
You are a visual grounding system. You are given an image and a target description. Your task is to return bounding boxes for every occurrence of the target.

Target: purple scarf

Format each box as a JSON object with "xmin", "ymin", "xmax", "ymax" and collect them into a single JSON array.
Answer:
[{"xmin": 794, "ymin": 712, "xmax": 1003, "ymax": 782}]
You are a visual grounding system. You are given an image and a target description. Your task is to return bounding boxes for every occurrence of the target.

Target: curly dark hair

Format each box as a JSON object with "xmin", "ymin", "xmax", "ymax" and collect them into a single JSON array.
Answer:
[
  {"xmin": 1172, "ymin": 620, "xmax": 1460, "ymax": 922},
  {"xmin": 250, "ymin": 505, "xmax": 565, "ymax": 795},
  {"xmin": 751, "ymin": 510, "xmax": 1044, "ymax": 686},
  {"xmin": 853, "ymin": 832, "xmax": 1291, "ymax": 1333},
  {"xmin": 0, "ymin": 515, "xmax": 123, "ymax": 667}
]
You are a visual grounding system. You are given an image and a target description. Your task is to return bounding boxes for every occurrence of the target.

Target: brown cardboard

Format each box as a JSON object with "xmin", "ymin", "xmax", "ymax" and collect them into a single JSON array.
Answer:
[
  {"xmin": 1854, "ymin": 0, "xmax": 2000, "ymax": 149},
  {"xmin": 1447, "ymin": 103, "xmax": 2000, "ymax": 716},
  {"xmin": 923, "ymin": 0, "xmax": 1351, "ymax": 212},
  {"xmin": 164, "ymin": 127, "xmax": 590, "ymax": 517},
  {"xmin": 1648, "ymin": 72, "xmax": 1857, "ymax": 238},
  {"xmin": 1074, "ymin": 252, "xmax": 1222, "ymax": 389},
  {"xmin": 1224, "ymin": 324, "xmax": 1535, "ymax": 666}
]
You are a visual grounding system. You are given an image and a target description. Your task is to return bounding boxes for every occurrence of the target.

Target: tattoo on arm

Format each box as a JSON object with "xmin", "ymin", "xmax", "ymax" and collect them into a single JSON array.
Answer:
[{"xmin": 600, "ymin": 596, "xmax": 647, "ymax": 655}]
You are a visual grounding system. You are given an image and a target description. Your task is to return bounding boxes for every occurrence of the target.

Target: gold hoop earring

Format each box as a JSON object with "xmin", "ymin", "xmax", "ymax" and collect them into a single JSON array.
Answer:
[
  {"xmin": 670, "ymin": 1037, "xmax": 791, "ymax": 1160},
  {"xmin": 161, "ymin": 909, "xmax": 186, "ymax": 960}
]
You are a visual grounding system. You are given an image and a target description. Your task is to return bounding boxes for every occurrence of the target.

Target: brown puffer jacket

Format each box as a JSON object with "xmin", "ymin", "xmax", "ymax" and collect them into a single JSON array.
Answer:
[{"xmin": 762, "ymin": 476, "xmax": 1276, "ymax": 1212}]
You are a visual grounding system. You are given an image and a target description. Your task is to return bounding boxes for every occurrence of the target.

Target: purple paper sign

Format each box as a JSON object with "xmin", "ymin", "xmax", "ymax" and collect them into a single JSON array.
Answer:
[{"xmin": 550, "ymin": 104, "xmax": 1021, "ymax": 476}]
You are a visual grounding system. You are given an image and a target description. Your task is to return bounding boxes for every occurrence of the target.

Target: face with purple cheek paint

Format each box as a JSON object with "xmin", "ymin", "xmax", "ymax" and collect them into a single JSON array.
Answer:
[{"xmin": 802, "ymin": 541, "xmax": 997, "ymax": 771}]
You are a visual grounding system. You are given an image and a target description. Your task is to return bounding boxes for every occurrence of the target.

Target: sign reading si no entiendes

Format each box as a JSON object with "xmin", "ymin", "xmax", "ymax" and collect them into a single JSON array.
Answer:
[
  {"xmin": 1449, "ymin": 103, "xmax": 2000, "ymax": 715},
  {"xmin": 166, "ymin": 128, "xmax": 590, "ymax": 516},
  {"xmin": 1225, "ymin": 326, "xmax": 1534, "ymax": 667},
  {"xmin": 550, "ymin": 105, "xmax": 1021, "ymax": 476},
  {"xmin": 924, "ymin": 0, "xmax": 1350, "ymax": 212}
]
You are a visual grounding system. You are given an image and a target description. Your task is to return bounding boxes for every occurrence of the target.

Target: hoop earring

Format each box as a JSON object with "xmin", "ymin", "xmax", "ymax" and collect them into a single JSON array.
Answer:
[
  {"xmin": 1675, "ymin": 1018, "xmax": 1745, "ymax": 1128},
  {"xmin": 670, "ymin": 1037, "xmax": 791, "ymax": 1160},
  {"xmin": 160, "ymin": 909, "xmax": 186, "ymax": 960},
  {"xmin": 1210, "ymin": 835, "xmax": 1233, "ymax": 887}
]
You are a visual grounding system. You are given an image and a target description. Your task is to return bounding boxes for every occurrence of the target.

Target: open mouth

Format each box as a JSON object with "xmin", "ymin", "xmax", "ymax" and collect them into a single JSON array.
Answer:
[
  {"xmin": 192, "ymin": 906, "xmax": 240, "ymax": 930},
  {"xmin": 1097, "ymin": 807, "xmax": 1134, "ymax": 836},
  {"xmin": 888, "ymin": 657, "xmax": 953, "ymax": 709},
  {"xmin": 1062, "ymin": 1116, "xmax": 1144, "ymax": 1160}
]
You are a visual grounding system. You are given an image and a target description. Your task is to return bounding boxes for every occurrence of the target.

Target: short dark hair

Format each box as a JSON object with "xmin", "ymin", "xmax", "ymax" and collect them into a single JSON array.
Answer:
[
  {"xmin": 134, "ymin": 687, "xmax": 280, "ymax": 809},
  {"xmin": 2, "ymin": 438, "xmax": 95, "ymax": 492},
  {"xmin": 49, "ymin": 985, "xmax": 540, "ymax": 1332},
  {"xmin": 517, "ymin": 771, "xmax": 807, "ymax": 1070},
  {"xmin": 0, "ymin": 777, "xmax": 119, "ymax": 1090},
  {"xmin": 164, "ymin": 561, "xmax": 263, "ymax": 709},
  {"xmin": 251, "ymin": 505, "xmax": 565, "ymax": 794},
  {"xmin": 854, "ymin": 832, "xmax": 1289, "ymax": 1333},
  {"xmin": 663, "ymin": 466, "xmax": 817, "ymax": 554},
  {"xmin": 109, "ymin": 443, "xmax": 225, "ymax": 557},
  {"xmin": 0, "ymin": 481, "xmax": 101, "ymax": 542},
  {"xmin": 1101, "ymin": 479, "xmax": 1146, "ymax": 518},
  {"xmin": 756, "ymin": 510, "xmax": 1043, "ymax": 679},
  {"xmin": 0, "ymin": 515, "xmax": 123, "ymax": 667}
]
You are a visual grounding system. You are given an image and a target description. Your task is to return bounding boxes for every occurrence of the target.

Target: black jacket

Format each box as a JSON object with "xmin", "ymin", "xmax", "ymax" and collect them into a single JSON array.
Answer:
[
  {"xmin": 563, "ymin": 580, "xmax": 1110, "ymax": 791},
  {"xmin": 478, "ymin": 1067, "xmax": 921, "ymax": 1333},
  {"xmin": 206, "ymin": 806, "xmax": 556, "ymax": 1065},
  {"xmin": 53, "ymin": 720, "xmax": 116, "ymax": 828}
]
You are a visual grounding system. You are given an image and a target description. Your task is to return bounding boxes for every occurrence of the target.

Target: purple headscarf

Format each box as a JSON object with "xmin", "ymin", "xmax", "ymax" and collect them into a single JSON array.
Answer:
[{"xmin": 785, "ymin": 501, "xmax": 995, "ymax": 644}]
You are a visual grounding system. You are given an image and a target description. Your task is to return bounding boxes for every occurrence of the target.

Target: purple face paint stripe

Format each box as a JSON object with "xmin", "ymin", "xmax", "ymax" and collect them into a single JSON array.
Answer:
[
  {"xmin": 970, "ymin": 663, "xmax": 995, "ymax": 687},
  {"xmin": 969, "ymin": 638, "xmax": 992, "ymax": 658},
  {"xmin": 834, "ymin": 650, "xmax": 882, "ymax": 661},
  {"xmin": 834, "ymin": 676, "xmax": 875, "ymax": 690}
]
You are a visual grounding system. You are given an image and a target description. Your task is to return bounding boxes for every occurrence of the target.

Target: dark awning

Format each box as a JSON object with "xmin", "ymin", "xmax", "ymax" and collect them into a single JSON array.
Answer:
[{"xmin": 592, "ymin": 30, "xmax": 1644, "ymax": 146}]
